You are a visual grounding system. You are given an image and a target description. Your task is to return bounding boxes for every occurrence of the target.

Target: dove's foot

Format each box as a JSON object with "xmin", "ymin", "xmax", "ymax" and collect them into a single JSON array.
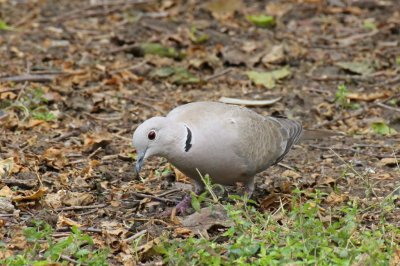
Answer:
[{"xmin": 161, "ymin": 195, "xmax": 192, "ymax": 217}]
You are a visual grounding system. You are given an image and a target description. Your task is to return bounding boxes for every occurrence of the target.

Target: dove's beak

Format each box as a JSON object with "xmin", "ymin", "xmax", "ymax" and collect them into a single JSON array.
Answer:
[{"xmin": 135, "ymin": 150, "xmax": 146, "ymax": 176}]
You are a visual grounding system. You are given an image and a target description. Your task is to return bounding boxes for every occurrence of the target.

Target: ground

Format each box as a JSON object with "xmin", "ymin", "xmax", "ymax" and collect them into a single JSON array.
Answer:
[{"xmin": 0, "ymin": 0, "xmax": 399, "ymax": 265}]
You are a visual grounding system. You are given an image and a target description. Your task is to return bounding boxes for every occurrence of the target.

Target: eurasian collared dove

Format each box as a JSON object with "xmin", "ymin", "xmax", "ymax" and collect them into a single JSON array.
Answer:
[{"xmin": 133, "ymin": 101, "xmax": 302, "ymax": 213}]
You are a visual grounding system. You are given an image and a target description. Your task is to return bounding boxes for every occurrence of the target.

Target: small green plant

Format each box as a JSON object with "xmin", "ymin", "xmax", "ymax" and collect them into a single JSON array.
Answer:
[
  {"xmin": 371, "ymin": 121, "xmax": 397, "ymax": 135},
  {"xmin": 363, "ymin": 19, "xmax": 377, "ymax": 30},
  {"xmin": 0, "ymin": 20, "xmax": 12, "ymax": 30},
  {"xmin": 335, "ymin": 84, "xmax": 359, "ymax": 110},
  {"xmin": 3, "ymin": 87, "xmax": 57, "ymax": 122},
  {"xmin": 189, "ymin": 27, "xmax": 209, "ymax": 44},
  {"xmin": 1, "ymin": 221, "xmax": 108, "ymax": 265},
  {"xmin": 155, "ymin": 190, "xmax": 399, "ymax": 265}
]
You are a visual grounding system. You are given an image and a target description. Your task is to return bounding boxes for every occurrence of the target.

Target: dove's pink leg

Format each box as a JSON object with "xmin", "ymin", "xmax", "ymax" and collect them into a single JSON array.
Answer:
[
  {"xmin": 244, "ymin": 177, "xmax": 255, "ymax": 198},
  {"xmin": 162, "ymin": 180, "xmax": 205, "ymax": 216}
]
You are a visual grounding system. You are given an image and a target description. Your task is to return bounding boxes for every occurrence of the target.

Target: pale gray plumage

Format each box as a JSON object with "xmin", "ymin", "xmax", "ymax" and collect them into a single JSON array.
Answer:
[{"xmin": 133, "ymin": 101, "xmax": 302, "ymax": 196}]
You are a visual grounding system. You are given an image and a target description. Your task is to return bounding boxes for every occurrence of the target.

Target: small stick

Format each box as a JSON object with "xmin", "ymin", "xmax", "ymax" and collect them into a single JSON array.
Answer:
[
  {"xmin": 56, "ymin": 204, "xmax": 107, "ymax": 212},
  {"xmin": 205, "ymin": 68, "xmax": 232, "ymax": 81},
  {"xmin": 0, "ymin": 87, "xmax": 22, "ymax": 94},
  {"xmin": 131, "ymin": 191, "xmax": 178, "ymax": 203},
  {"xmin": 60, "ymin": 255, "xmax": 80, "ymax": 265},
  {"xmin": 124, "ymin": 229, "xmax": 147, "ymax": 242},
  {"xmin": 56, "ymin": 226, "xmax": 103, "ymax": 233},
  {"xmin": 375, "ymin": 102, "xmax": 400, "ymax": 113},
  {"xmin": 0, "ymin": 213, "xmax": 15, "ymax": 217},
  {"xmin": 0, "ymin": 74, "xmax": 56, "ymax": 83},
  {"xmin": 88, "ymin": 147, "xmax": 102, "ymax": 159},
  {"xmin": 156, "ymin": 189, "xmax": 182, "ymax": 197},
  {"xmin": 277, "ymin": 162, "xmax": 296, "ymax": 171}
]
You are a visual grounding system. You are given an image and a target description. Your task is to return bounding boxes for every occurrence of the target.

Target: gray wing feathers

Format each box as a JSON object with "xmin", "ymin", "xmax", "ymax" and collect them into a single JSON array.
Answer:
[
  {"xmin": 269, "ymin": 117, "xmax": 303, "ymax": 165},
  {"xmin": 234, "ymin": 113, "xmax": 302, "ymax": 175}
]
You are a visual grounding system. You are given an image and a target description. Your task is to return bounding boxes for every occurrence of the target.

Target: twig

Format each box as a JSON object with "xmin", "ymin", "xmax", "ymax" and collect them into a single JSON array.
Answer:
[
  {"xmin": 16, "ymin": 82, "xmax": 28, "ymax": 101},
  {"xmin": 0, "ymin": 74, "xmax": 56, "ymax": 83},
  {"xmin": 277, "ymin": 162, "xmax": 296, "ymax": 171},
  {"xmin": 0, "ymin": 213, "xmax": 15, "ymax": 217},
  {"xmin": 56, "ymin": 204, "xmax": 107, "ymax": 212},
  {"xmin": 204, "ymin": 68, "xmax": 232, "ymax": 81},
  {"xmin": 131, "ymin": 98, "xmax": 166, "ymax": 114},
  {"xmin": 156, "ymin": 189, "xmax": 182, "ymax": 197},
  {"xmin": 309, "ymin": 144, "xmax": 397, "ymax": 158},
  {"xmin": 0, "ymin": 87, "xmax": 22, "ymax": 94},
  {"xmin": 308, "ymin": 74, "xmax": 369, "ymax": 82},
  {"xmin": 109, "ymin": 44, "xmax": 139, "ymax": 54},
  {"xmin": 56, "ymin": 226, "xmax": 103, "ymax": 233},
  {"xmin": 88, "ymin": 147, "xmax": 102, "ymax": 159},
  {"xmin": 53, "ymin": 130, "xmax": 81, "ymax": 142},
  {"xmin": 60, "ymin": 255, "xmax": 81, "ymax": 265},
  {"xmin": 56, "ymin": 0, "xmax": 154, "ymax": 21},
  {"xmin": 124, "ymin": 229, "xmax": 147, "ymax": 242},
  {"xmin": 375, "ymin": 102, "xmax": 400, "ymax": 113},
  {"xmin": 131, "ymin": 191, "xmax": 178, "ymax": 203},
  {"xmin": 329, "ymin": 148, "xmax": 378, "ymax": 198}
]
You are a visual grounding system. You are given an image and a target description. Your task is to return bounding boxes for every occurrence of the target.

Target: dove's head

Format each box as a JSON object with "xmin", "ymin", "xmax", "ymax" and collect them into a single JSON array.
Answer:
[{"xmin": 132, "ymin": 117, "xmax": 184, "ymax": 175}]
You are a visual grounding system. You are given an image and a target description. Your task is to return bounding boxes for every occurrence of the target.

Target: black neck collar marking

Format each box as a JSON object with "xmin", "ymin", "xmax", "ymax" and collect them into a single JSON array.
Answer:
[{"xmin": 184, "ymin": 126, "xmax": 192, "ymax": 152}]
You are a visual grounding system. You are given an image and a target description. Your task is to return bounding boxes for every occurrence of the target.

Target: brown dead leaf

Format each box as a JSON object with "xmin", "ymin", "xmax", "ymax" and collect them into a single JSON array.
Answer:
[
  {"xmin": 7, "ymin": 230, "xmax": 26, "ymax": 250},
  {"xmin": 265, "ymin": 2, "xmax": 293, "ymax": 17},
  {"xmin": 205, "ymin": 0, "xmax": 243, "ymax": 19},
  {"xmin": 390, "ymin": 249, "xmax": 400, "ymax": 266},
  {"xmin": 101, "ymin": 221, "xmax": 125, "ymax": 236},
  {"xmin": 0, "ymin": 197, "xmax": 16, "ymax": 213},
  {"xmin": 326, "ymin": 192, "xmax": 348, "ymax": 205},
  {"xmin": 260, "ymin": 193, "xmax": 280, "ymax": 210},
  {"xmin": 262, "ymin": 44, "xmax": 285, "ymax": 65},
  {"xmin": 174, "ymin": 227, "xmax": 193, "ymax": 236},
  {"xmin": 179, "ymin": 205, "xmax": 233, "ymax": 234},
  {"xmin": 45, "ymin": 190, "xmax": 94, "ymax": 208},
  {"xmin": 42, "ymin": 147, "xmax": 69, "ymax": 170},
  {"xmin": 318, "ymin": 176, "xmax": 336, "ymax": 186},
  {"xmin": 63, "ymin": 191, "xmax": 95, "ymax": 207},
  {"xmin": 282, "ymin": 170, "xmax": 301, "ymax": 179},
  {"xmin": 0, "ymin": 157, "xmax": 14, "ymax": 178},
  {"xmin": 13, "ymin": 187, "xmax": 48, "ymax": 202},
  {"xmin": 0, "ymin": 185, "xmax": 14, "ymax": 198},
  {"xmin": 221, "ymin": 48, "xmax": 248, "ymax": 66},
  {"xmin": 379, "ymin": 158, "xmax": 399, "ymax": 167},
  {"xmin": 377, "ymin": 173, "xmax": 393, "ymax": 180},
  {"xmin": 347, "ymin": 91, "xmax": 391, "ymax": 102},
  {"xmin": 57, "ymin": 215, "xmax": 82, "ymax": 228},
  {"xmin": 83, "ymin": 132, "xmax": 112, "ymax": 153},
  {"xmin": 22, "ymin": 119, "xmax": 45, "ymax": 129}
]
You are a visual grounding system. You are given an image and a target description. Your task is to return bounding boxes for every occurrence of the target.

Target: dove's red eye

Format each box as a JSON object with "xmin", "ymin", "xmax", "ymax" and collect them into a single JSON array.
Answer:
[{"xmin": 148, "ymin": 130, "xmax": 156, "ymax": 140}]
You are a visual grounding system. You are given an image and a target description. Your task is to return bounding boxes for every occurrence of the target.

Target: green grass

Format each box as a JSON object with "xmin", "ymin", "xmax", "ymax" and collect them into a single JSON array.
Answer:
[
  {"xmin": 155, "ymin": 189, "xmax": 399, "ymax": 265},
  {"xmin": 2, "ymin": 87, "xmax": 57, "ymax": 122},
  {"xmin": 335, "ymin": 84, "xmax": 360, "ymax": 110},
  {"xmin": 1, "ymin": 221, "xmax": 108, "ymax": 266}
]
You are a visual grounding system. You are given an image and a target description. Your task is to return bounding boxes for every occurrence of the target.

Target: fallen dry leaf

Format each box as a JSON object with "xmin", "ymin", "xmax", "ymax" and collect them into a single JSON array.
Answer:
[
  {"xmin": 379, "ymin": 158, "xmax": 399, "ymax": 167},
  {"xmin": 179, "ymin": 205, "xmax": 233, "ymax": 234},
  {"xmin": 0, "ymin": 197, "xmax": 16, "ymax": 213},
  {"xmin": 0, "ymin": 185, "xmax": 14, "ymax": 198},
  {"xmin": 57, "ymin": 215, "xmax": 82, "ymax": 228},
  {"xmin": 42, "ymin": 147, "xmax": 69, "ymax": 170},
  {"xmin": 13, "ymin": 187, "xmax": 48, "ymax": 202},
  {"xmin": 326, "ymin": 192, "xmax": 348, "ymax": 205},
  {"xmin": 0, "ymin": 157, "xmax": 14, "ymax": 178},
  {"xmin": 282, "ymin": 170, "xmax": 301, "ymax": 179},
  {"xmin": 347, "ymin": 91, "xmax": 391, "ymax": 102}
]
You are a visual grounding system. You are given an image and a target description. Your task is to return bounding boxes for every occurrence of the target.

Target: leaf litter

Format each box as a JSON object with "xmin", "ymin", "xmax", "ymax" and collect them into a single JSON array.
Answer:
[{"xmin": 0, "ymin": 0, "xmax": 399, "ymax": 264}]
